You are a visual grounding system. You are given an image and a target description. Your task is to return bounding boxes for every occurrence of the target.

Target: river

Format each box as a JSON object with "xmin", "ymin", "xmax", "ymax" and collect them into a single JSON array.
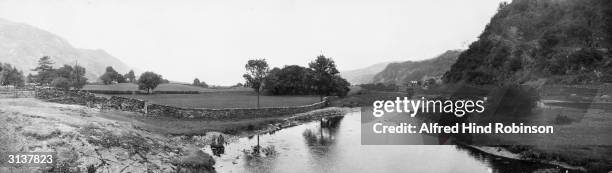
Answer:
[{"xmin": 203, "ymin": 111, "xmax": 571, "ymax": 173}]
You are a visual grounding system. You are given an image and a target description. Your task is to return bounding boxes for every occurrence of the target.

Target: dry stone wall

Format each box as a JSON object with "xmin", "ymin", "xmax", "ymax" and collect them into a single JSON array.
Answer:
[{"xmin": 36, "ymin": 89, "xmax": 328, "ymax": 120}]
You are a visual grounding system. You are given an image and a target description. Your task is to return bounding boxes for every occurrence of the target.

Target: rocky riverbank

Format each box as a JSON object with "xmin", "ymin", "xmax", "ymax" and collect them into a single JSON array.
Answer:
[{"xmin": 0, "ymin": 98, "xmax": 215, "ymax": 172}]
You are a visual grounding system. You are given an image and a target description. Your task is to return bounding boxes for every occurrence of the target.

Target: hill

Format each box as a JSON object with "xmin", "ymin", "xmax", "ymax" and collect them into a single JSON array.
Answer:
[
  {"xmin": 339, "ymin": 62, "xmax": 393, "ymax": 85},
  {"xmin": 0, "ymin": 18, "xmax": 133, "ymax": 81},
  {"xmin": 372, "ymin": 50, "xmax": 462, "ymax": 84},
  {"xmin": 443, "ymin": 0, "xmax": 612, "ymax": 85}
]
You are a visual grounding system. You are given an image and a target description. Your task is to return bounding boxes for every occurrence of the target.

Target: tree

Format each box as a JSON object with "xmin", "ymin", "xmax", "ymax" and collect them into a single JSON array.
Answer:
[
  {"xmin": 26, "ymin": 74, "xmax": 34, "ymax": 84},
  {"xmin": 100, "ymin": 73, "xmax": 114, "ymax": 85},
  {"xmin": 100, "ymin": 66, "xmax": 124, "ymax": 84},
  {"xmin": 137, "ymin": 72, "xmax": 163, "ymax": 94},
  {"xmin": 32, "ymin": 56, "xmax": 56, "ymax": 85},
  {"xmin": 55, "ymin": 64, "xmax": 88, "ymax": 89},
  {"xmin": 199, "ymin": 81, "xmax": 208, "ymax": 88},
  {"xmin": 243, "ymin": 59, "xmax": 269, "ymax": 108},
  {"xmin": 72, "ymin": 65, "xmax": 88, "ymax": 89},
  {"xmin": 309, "ymin": 55, "xmax": 339, "ymax": 101},
  {"xmin": 116, "ymin": 74, "xmax": 127, "ymax": 83},
  {"xmin": 51, "ymin": 77, "xmax": 71, "ymax": 90},
  {"xmin": 193, "ymin": 78, "xmax": 200, "ymax": 86},
  {"xmin": 0, "ymin": 63, "xmax": 25, "ymax": 87},
  {"xmin": 125, "ymin": 70, "xmax": 136, "ymax": 83}
]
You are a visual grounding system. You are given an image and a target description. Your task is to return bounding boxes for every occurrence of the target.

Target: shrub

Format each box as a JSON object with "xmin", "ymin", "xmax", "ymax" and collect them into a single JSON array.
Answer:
[{"xmin": 51, "ymin": 77, "xmax": 71, "ymax": 90}]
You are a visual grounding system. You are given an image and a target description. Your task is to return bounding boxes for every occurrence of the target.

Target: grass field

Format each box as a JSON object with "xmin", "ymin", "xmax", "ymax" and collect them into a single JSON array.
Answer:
[
  {"xmin": 112, "ymin": 92, "xmax": 322, "ymax": 109},
  {"xmin": 82, "ymin": 83, "xmax": 251, "ymax": 92}
]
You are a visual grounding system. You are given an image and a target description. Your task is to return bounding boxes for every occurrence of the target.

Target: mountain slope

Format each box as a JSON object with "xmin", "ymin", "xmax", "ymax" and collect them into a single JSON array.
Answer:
[
  {"xmin": 443, "ymin": 0, "xmax": 612, "ymax": 85},
  {"xmin": 340, "ymin": 62, "xmax": 393, "ymax": 85},
  {"xmin": 0, "ymin": 18, "xmax": 133, "ymax": 81},
  {"xmin": 372, "ymin": 50, "xmax": 462, "ymax": 84}
]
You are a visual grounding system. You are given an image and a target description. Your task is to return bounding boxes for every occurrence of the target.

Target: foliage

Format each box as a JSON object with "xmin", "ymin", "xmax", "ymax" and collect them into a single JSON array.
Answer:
[
  {"xmin": 124, "ymin": 70, "xmax": 136, "ymax": 83},
  {"xmin": 30, "ymin": 56, "xmax": 88, "ymax": 89},
  {"xmin": 443, "ymin": 0, "xmax": 612, "ymax": 85},
  {"xmin": 309, "ymin": 55, "xmax": 342, "ymax": 99},
  {"xmin": 51, "ymin": 77, "xmax": 71, "ymax": 90},
  {"xmin": 56, "ymin": 64, "xmax": 88, "ymax": 89},
  {"xmin": 100, "ymin": 66, "xmax": 125, "ymax": 84},
  {"xmin": 373, "ymin": 50, "xmax": 461, "ymax": 84},
  {"xmin": 192, "ymin": 78, "xmax": 208, "ymax": 88},
  {"xmin": 137, "ymin": 72, "xmax": 163, "ymax": 93},
  {"xmin": 264, "ymin": 65, "xmax": 314, "ymax": 95},
  {"xmin": 193, "ymin": 78, "xmax": 200, "ymax": 86},
  {"xmin": 32, "ymin": 56, "xmax": 56, "ymax": 85},
  {"xmin": 261, "ymin": 56, "xmax": 350, "ymax": 97},
  {"xmin": 0, "ymin": 63, "xmax": 25, "ymax": 87},
  {"xmin": 243, "ymin": 59, "xmax": 269, "ymax": 93}
]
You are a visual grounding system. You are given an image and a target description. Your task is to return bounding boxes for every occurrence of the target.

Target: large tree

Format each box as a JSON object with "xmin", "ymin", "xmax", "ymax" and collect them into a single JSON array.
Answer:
[
  {"xmin": 137, "ymin": 72, "xmax": 163, "ymax": 94},
  {"xmin": 309, "ymin": 55, "xmax": 339, "ymax": 101},
  {"xmin": 56, "ymin": 64, "xmax": 88, "ymax": 89},
  {"xmin": 243, "ymin": 59, "xmax": 269, "ymax": 108},
  {"xmin": 32, "ymin": 56, "xmax": 56, "ymax": 85}
]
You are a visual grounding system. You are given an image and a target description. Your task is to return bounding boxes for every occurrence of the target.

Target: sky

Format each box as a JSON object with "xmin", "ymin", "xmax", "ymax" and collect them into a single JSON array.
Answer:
[{"xmin": 0, "ymin": 0, "xmax": 507, "ymax": 85}]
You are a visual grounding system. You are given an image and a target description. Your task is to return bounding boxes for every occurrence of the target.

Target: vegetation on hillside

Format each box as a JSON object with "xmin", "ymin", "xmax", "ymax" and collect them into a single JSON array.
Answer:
[
  {"xmin": 373, "ymin": 50, "xmax": 461, "ymax": 84},
  {"xmin": 444, "ymin": 0, "xmax": 612, "ymax": 85}
]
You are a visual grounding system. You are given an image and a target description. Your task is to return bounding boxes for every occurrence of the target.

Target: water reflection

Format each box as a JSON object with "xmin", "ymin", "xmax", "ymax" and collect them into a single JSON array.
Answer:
[
  {"xmin": 204, "ymin": 112, "xmax": 567, "ymax": 173},
  {"xmin": 303, "ymin": 116, "xmax": 343, "ymax": 146}
]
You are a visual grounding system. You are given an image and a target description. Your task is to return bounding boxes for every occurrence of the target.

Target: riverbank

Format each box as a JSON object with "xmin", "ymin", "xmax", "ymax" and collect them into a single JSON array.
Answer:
[
  {"xmin": 0, "ymin": 98, "xmax": 350, "ymax": 172},
  {"xmin": 461, "ymin": 145, "xmax": 587, "ymax": 172},
  {"xmin": 0, "ymin": 98, "xmax": 215, "ymax": 172}
]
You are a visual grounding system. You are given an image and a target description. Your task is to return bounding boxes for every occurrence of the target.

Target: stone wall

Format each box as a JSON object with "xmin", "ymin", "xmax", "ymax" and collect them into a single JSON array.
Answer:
[
  {"xmin": 36, "ymin": 89, "xmax": 328, "ymax": 120},
  {"xmin": 145, "ymin": 101, "xmax": 327, "ymax": 120},
  {"xmin": 36, "ymin": 88, "xmax": 145, "ymax": 112},
  {"xmin": 109, "ymin": 96, "xmax": 146, "ymax": 113}
]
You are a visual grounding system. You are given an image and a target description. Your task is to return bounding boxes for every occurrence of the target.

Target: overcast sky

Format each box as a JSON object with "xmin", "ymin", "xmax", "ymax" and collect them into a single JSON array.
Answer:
[{"xmin": 0, "ymin": 0, "xmax": 506, "ymax": 85}]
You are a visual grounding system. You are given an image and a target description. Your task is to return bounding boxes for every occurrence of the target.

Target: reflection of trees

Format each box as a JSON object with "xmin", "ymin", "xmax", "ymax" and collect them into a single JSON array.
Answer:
[
  {"xmin": 210, "ymin": 135, "xmax": 226, "ymax": 156},
  {"xmin": 241, "ymin": 145, "xmax": 278, "ymax": 172},
  {"xmin": 454, "ymin": 145, "xmax": 563, "ymax": 173},
  {"xmin": 303, "ymin": 116, "xmax": 343, "ymax": 146}
]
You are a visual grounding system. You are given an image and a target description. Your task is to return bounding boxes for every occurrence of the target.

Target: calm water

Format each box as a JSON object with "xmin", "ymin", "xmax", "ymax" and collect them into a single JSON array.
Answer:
[{"xmin": 204, "ymin": 112, "xmax": 570, "ymax": 173}]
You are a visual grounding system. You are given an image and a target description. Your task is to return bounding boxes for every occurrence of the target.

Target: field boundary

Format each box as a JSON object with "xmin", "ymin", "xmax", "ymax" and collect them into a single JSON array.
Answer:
[{"xmin": 35, "ymin": 88, "xmax": 329, "ymax": 120}]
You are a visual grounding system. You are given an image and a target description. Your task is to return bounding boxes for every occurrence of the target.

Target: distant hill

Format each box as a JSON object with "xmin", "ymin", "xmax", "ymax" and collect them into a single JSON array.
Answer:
[
  {"xmin": 372, "ymin": 50, "xmax": 462, "ymax": 84},
  {"xmin": 444, "ymin": 0, "xmax": 612, "ymax": 85},
  {"xmin": 340, "ymin": 62, "xmax": 393, "ymax": 85},
  {"xmin": 0, "ymin": 18, "xmax": 133, "ymax": 81}
]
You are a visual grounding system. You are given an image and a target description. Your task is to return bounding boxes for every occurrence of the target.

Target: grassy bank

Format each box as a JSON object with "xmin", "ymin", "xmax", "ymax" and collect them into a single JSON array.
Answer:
[{"xmin": 111, "ymin": 92, "xmax": 321, "ymax": 109}]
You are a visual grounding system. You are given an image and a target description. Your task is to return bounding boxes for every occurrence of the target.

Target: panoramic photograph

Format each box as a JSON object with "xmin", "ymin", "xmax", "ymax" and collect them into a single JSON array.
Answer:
[{"xmin": 0, "ymin": 0, "xmax": 611, "ymax": 172}]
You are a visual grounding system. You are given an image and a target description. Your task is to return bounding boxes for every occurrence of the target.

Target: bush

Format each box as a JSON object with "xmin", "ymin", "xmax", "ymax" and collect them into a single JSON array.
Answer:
[{"xmin": 51, "ymin": 77, "xmax": 71, "ymax": 90}]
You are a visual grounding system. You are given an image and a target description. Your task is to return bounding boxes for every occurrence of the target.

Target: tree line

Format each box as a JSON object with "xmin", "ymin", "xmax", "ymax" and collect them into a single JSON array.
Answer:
[{"xmin": 242, "ymin": 55, "xmax": 350, "ymax": 107}]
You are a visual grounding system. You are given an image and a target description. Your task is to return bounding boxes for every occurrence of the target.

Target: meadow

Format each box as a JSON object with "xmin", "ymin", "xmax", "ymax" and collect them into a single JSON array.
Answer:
[
  {"xmin": 114, "ymin": 92, "xmax": 321, "ymax": 109},
  {"xmin": 82, "ymin": 83, "xmax": 251, "ymax": 93},
  {"xmin": 85, "ymin": 83, "xmax": 320, "ymax": 108}
]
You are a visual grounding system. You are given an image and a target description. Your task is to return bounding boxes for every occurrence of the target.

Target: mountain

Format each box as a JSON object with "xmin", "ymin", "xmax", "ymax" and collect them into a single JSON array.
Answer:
[
  {"xmin": 340, "ymin": 62, "xmax": 393, "ymax": 85},
  {"xmin": 372, "ymin": 50, "xmax": 462, "ymax": 84},
  {"xmin": 0, "ymin": 18, "xmax": 133, "ymax": 81},
  {"xmin": 444, "ymin": 0, "xmax": 612, "ymax": 85}
]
